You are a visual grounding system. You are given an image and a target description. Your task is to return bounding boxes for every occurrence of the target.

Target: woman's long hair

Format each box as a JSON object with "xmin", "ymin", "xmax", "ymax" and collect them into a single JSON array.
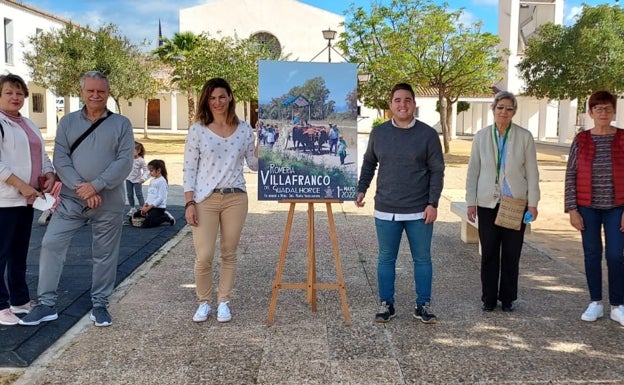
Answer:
[
  {"xmin": 196, "ymin": 78, "xmax": 239, "ymax": 127},
  {"xmin": 148, "ymin": 159, "xmax": 168, "ymax": 183}
]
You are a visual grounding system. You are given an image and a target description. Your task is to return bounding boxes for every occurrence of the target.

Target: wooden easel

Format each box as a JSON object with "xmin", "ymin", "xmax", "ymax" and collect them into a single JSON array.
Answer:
[{"xmin": 266, "ymin": 199, "xmax": 351, "ymax": 326}]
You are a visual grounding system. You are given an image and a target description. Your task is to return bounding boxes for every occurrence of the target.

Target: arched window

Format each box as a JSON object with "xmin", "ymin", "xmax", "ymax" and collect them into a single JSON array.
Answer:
[{"xmin": 251, "ymin": 32, "xmax": 281, "ymax": 59}]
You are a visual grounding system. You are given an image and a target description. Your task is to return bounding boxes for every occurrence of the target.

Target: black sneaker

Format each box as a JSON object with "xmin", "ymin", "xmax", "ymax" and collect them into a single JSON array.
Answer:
[
  {"xmin": 414, "ymin": 303, "xmax": 437, "ymax": 324},
  {"xmin": 90, "ymin": 307, "xmax": 112, "ymax": 327},
  {"xmin": 501, "ymin": 302, "xmax": 515, "ymax": 312},
  {"xmin": 374, "ymin": 301, "xmax": 396, "ymax": 323}
]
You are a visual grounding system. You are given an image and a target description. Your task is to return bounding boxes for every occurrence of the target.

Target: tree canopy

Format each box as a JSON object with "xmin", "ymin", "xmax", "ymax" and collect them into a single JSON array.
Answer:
[
  {"xmin": 23, "ymin": 23, "xmax": 155, "ymax": 114},
  {"xmin": 154, "ymin": 31, "xmax": 282, "ymax": 126},
  {"xmin": 259, "ymin": 77, "xmax": 338, "ymax": 121},
  {"xmin": 339, "ymin": 0, "xmax": 504, "ymax": 153},
  {"xmin": 518, "ymin": 4, "xmax": 624, "ymax": 101}
]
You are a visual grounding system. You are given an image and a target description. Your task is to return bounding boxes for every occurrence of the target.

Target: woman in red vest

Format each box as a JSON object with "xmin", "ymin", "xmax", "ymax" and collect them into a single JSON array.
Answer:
[{"xmin": 565, "ymin": 90, "xmax": 624, "ymax": 327}]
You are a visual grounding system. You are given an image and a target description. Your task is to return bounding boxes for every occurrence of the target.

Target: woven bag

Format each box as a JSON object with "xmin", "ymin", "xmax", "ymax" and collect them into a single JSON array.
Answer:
[{"xmin": 494, "ymin": 195, "xmax": 527, "ymax": 231}]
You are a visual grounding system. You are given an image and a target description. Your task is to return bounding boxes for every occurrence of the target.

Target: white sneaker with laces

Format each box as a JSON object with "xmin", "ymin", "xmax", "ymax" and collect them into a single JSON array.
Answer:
[
  {"xmin": 581, "ymin": 301, "xmax": 604, "ymax": 322},
  {"xmin": 610, "ymin": 305, "xmax": 624, "ymax": 326},
  {"xmin": 193, "ymin": 302, "xmax": 211, "ymax": 322},
  {"xmin": 217, "ymin": 301, "xmax": 232, "ymax": 323}
]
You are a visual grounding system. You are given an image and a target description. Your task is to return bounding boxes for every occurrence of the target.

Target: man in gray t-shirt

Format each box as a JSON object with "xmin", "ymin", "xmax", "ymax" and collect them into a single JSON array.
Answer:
[
  {"xmin": 20, "ymin": 71, "xmax": 134, "ymax": 328},
  {"xmin": 356, "ymin": 83, "xmax": 445, "ymax": 325}
]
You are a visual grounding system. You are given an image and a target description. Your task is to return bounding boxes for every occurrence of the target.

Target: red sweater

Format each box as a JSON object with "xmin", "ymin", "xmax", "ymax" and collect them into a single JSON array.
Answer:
[{"xmin": 576, "ymin": 129, "xmax": 624, "ymax": 206}]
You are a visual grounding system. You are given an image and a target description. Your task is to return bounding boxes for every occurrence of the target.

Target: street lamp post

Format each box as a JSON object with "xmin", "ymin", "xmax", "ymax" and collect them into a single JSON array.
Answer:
[{"xmin": 322, "ymin": 28, "xmax": 336, "ymax": 63}]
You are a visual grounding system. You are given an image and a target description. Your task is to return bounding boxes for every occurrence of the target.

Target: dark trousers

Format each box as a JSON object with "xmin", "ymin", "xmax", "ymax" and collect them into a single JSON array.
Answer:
[
  {"xmin": 0, "ymin": 206, "xmax": 34, "ymax": 310},
  {"xmin": 477, "ymin": 205, "xmax": 526, "ymax": 306},
  {"xmin": 133, "ymin": 208, "xmax": 169, "ymax": 228}
]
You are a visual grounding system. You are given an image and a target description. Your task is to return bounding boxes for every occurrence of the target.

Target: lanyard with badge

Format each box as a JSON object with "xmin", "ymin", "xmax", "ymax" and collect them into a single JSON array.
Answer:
[{"xmin": 493, "ymin": 124, "xmax": 510, "ymax": 199}]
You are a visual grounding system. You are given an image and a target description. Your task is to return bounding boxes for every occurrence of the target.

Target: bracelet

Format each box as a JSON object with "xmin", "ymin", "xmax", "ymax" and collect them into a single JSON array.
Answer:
[{"xmin": 184, "ymin": 200, "xmax": 196, "ymax": 209}]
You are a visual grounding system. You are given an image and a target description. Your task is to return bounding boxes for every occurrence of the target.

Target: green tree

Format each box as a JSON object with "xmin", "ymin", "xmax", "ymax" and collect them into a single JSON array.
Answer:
[
  {"xmin": 518, "ymin": 4, "xmax": 624, "ymax": 101},
  {"xmin": 134, "ymin": 57, "xmax": 169, "ymax": 139},
  {"xmin": 24, "ymin": 23, "xmax": 153, "ymax": 114},
  {"xmin": 153, "ymin": 31, "xmax": 200, "ymax": 126},
  {"xmin": 156, "ymin": 32, "xmax": 277, "ymax": 124},
  {"xmin": 339, "ymin": 0, "xmax": 504, "ymax": 153}
]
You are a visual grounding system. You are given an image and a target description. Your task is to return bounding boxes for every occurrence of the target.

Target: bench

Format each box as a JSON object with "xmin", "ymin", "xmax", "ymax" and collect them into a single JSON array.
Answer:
[
  {"xmin": 450, "ymin": 201, "xmax": 479, "ymax": 244},
  {"xmin": 450, "ymin": 201, "xmax": 531, "ymax": 245}
]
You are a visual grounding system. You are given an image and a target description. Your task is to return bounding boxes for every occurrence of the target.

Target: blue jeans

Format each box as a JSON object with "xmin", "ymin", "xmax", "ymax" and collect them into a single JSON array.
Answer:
[
  {"xmin": 375, "ymin": 217, "xmax": 434, "ymax": 306},
  {"xmin": 125, "ymin": 180, "xmax": 144, "ymax": 208},
  {"xmin": 578, "ymin": 206, "xmax": 624, "ymax": 305}
]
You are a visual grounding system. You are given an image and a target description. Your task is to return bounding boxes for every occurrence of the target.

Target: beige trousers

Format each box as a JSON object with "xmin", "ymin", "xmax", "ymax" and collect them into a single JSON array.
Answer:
[{"xmin": 192, "ymin": 192, "xmax": 248, "ymax": 303}]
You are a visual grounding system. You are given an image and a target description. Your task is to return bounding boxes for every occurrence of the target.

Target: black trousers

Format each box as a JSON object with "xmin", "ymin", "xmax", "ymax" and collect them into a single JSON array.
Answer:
[
  {"xmin": 477, "ymin": 205, "xmax": 526, "ymax": 306},
  {"xmin": 133, "ymin": 208, "xmax": 169, "ymax": 228},
  {"xmin": 0, "ymin": 206, "xmax": 34, "ymax": 310}
]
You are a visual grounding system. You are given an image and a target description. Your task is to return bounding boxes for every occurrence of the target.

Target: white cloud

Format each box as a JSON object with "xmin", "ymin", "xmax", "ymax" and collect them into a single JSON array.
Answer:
[{"xmin": 565, "ymin": 5, "xmax": 584, "ymax": 25}]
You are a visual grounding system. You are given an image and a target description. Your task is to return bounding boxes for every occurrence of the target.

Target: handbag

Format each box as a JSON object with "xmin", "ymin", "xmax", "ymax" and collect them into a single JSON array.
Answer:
[{"xmin": 495, "ymin": 195, "xmax": 527, "ymax": 230}]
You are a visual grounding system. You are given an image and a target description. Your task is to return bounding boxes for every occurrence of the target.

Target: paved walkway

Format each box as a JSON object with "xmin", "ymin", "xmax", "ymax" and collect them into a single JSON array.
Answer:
[
  {"xmin": 0, "ymin": 189, "xmax": 187, "ymax": 367},
  {"xmin": 5, "ymin": 139, "xmax": 624, "ymax": 385}
]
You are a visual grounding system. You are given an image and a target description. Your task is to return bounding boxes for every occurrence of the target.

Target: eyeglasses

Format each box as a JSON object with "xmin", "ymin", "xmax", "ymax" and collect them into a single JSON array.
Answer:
[
  {"xmin": 592, "ymin": 106, "xmax": 614, "ymax": 113},
  {"xmin": 495, "ymin": 105, "xmax": 515, "ymax": 112}
]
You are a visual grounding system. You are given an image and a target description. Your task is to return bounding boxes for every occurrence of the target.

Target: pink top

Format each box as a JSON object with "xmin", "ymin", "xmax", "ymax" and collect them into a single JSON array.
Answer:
[{"xmin": 6, "ymin": 113, "xmax": 43, "ymax": 202}]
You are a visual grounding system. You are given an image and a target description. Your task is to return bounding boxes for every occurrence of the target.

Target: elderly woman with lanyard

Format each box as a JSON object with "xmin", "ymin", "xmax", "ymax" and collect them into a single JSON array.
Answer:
[{"xmin": 465, "ymin": 91, "xmax": 540, "ymax": 313}]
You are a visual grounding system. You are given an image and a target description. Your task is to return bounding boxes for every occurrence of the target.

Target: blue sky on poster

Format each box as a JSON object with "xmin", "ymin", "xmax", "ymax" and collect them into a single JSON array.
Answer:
[
  {"xmin": 258, "ymin": 61, "xmax": 356, "ymax": 110},
  {"xmin": 19, "ymin": 0, "xmax": 612, "ymax": 48}
]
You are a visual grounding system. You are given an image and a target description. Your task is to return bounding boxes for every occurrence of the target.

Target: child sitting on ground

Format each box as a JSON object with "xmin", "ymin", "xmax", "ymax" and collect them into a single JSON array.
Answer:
[{"xmin": 132, "ymin": 159, "xmax": 175, "ymax": 227}]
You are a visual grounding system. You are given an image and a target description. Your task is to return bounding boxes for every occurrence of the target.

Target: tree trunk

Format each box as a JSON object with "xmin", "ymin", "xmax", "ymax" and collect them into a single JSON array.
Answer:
[
  {"xmin": 114, "ymin": 97, "xmax": 123, "ymax": 115},
  {"xmin": 187, "ymin": 87, "xmax": 195, "ymax": 127},
  {"xmin": 243, "ymin": 102, "xmax": 248, "ymax": 121},
  {"xmin": 438, "ymin": 96, "xmax": 450, "ymax": 154},
  {"xmin": 444, "ymin": 99, "xmax": 454, "ymax": 153},
  {"xmin": 143, "ymin": 99, "xmax": 149, "ymax": 139}
]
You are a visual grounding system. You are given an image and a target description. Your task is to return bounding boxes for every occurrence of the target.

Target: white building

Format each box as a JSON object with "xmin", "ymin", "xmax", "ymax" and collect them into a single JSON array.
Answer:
[
  {"xmin": 0, "ymin": 0, "xmax": 70, "ymax": 135},
  {"xmin": 123, "ymin": 0, "xmax": 355, "ymax": 132},
  {"xmin": 455, "ymin": 0, "xmax": 564, "ymax": 141}
]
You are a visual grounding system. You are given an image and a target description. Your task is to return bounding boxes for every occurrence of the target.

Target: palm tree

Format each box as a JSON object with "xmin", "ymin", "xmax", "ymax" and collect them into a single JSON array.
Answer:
[{"xmin": 153, "ymin": 32, "xmax": 200, "ymax": 127}]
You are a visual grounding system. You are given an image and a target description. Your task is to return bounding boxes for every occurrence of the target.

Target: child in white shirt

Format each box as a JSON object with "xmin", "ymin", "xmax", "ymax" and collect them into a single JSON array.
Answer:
[
  {"xmin": 132, "ymin": 159, "xmax": 174, "ymax": 227},
  {"xmin": 126, "ymin": 141, "xmax": 149, "ymax": 215}
]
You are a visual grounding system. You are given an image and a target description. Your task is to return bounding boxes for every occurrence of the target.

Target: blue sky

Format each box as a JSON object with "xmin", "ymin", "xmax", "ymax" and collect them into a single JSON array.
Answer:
[{"xmin": 21, "ymin": 0, "xmax": 612, "ymax": 48}]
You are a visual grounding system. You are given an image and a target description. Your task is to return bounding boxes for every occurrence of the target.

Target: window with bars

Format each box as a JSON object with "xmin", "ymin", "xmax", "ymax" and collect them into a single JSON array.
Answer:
[{"xmin": 32, "ymin": 93, "xmax": 44, "ymax": 113}]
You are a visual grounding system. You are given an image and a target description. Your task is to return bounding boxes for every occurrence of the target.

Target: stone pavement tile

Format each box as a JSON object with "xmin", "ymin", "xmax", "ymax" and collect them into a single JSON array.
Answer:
[{"xmin": 330, "ymin": 359, "xmax": 404, "ymax": 385}]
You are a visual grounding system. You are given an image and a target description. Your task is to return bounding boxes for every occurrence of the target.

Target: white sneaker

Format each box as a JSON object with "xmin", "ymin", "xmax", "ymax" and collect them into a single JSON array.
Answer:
[
  {"xmin": 581, "ymin": 301, "xmax": 604, "ymax": 322},
  {"xmin": 610, "ymin": 305, "xmax": 624, "ymax": 326},
  {"xmin": 127, "ymin": 208, "xmax": 136, "ymax": 216},
  {"xmin": 164, "ymin": 210, "xmax": 175, "ymax": 226},
  {"xmin": 217, "ymin": 301, "xmax": 232, "ymax": 323},
  {"xmin": 192, "ymin": 302, "xmax": 211, "ymax": 322}
]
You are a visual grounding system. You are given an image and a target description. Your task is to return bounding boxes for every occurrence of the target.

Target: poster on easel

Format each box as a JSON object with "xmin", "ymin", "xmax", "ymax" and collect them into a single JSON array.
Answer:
[{"xmin": 257, "ymin": 60, "xmax": 358, "ymax": 201}]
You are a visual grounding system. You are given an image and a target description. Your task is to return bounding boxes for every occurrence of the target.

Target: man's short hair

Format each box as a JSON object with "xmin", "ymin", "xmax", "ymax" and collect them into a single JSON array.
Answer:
[
  {"xmin": 80, "ymin": 71, "xmax": 110, "ymax": 91},
  {"xmin": 390, "ymin": 83, "xmax": 415, "ymax": 100}
]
